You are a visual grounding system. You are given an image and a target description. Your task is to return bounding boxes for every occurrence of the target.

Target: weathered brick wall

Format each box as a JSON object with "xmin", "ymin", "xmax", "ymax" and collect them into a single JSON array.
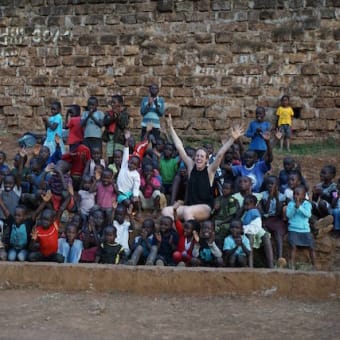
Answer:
[{"xmin": 0, "ymin": 0, "xmax": 339, "ymax": 142}]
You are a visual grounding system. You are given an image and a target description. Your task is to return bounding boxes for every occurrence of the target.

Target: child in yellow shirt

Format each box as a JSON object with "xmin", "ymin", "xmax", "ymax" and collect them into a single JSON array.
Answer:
[{"xmin": 276, "ymin": 95, "xmax": 294, "ymax": 152}]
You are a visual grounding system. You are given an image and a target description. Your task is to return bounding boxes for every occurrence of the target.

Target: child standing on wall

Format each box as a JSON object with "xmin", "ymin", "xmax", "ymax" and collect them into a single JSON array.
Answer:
[
  {"xmin": 276, "ymin": 95, "xmax": 294, "ymax": 152},
  {"xmin": 43, "ymin": 101, "xmax": 65, "ymax": 155}
]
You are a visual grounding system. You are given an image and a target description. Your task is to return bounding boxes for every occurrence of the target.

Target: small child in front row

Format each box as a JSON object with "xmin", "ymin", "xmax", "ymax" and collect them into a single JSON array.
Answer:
[
  {"xmin": 128, "ymin": 218, "xmax": 158, "ymax": 265},
  {"xmin": 154, "ymin": 216, "xmax": 178, "ymax": 266},
  {"xmin": 223, "ymin": 219, "xmax": 251, "ymax": 267},
  {"xmin": 28, "ymin": 208, "xmax": 64, "ymax": 263},
  {"xmin": 96, "ymin": 225, "xmax": 125, "ymax": 264},
  {"xmin": 191, "ymin": 220, "xmax": 224, "ymax": 267},
  {"xmin": 113, "ymin": 203, "xmax": 134, "ymax": 258},
  {"xmin": 211, "ymin": 181, "xmax": 239, "ymax": 249},
  {"xmin": 242, "ymin": 194, "xmax": 274, "ymax": 268},
  {"xmin": 58, "ymin": 223, "xmax": 83, "ymax": 263},
  {"xmin": 286, "ymin": 185, "xmax": 315, "ymax": 270},
  {"xmin": 172, "ymin": 205, "xmax": 197, "ymax": 266}
]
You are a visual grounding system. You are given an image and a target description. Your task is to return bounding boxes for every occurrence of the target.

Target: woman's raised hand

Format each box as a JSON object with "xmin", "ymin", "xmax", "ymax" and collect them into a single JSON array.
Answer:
[
  {"xmin": 230, "ymin": 124, "xmax": 245, "ymax": 140},
  {"xmin": 166, "ymin": 114, "xmax": 173, "ymax": 128}
]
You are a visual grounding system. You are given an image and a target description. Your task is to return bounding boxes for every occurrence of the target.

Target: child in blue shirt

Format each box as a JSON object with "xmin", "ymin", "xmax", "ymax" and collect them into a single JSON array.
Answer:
[
  {"xmin": 43, "ymin": 101, "xmax": 65, "ymax": 155},
  {"xmin": 223, "ymin": 219, "xmax": 251, "ymax": 267},
  {"xmin": 286, "ymin": 185, "xmax": 315, "ymax": 270},
  {"xmin": 245, "ymin": 106, "xmax": 271, "ymax": 159}
]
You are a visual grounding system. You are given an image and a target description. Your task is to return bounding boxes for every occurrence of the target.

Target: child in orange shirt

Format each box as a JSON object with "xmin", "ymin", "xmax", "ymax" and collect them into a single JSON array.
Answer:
[{"xmin": 276, "ymin": 95, "xmax": 294, "ymax": 152}]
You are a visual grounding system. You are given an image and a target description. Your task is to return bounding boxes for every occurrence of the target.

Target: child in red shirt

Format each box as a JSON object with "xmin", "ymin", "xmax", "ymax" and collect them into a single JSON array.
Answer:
[
  {"xmin": 172, "ymin": 205, "xmax": 197, "ymax": 266},
  {"xmin": 65, "ymin": 104, "xmax": 83, "ymax": 149},
  {"xmin": 28, "ymin": 208, "xmax": 64, "ymax": 263}
]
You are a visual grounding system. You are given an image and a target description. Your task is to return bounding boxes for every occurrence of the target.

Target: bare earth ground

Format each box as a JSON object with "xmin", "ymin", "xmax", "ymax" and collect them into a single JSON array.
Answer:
[
  {"xmin": 0, "ymin": 133, "xmax": 339, "ymax": 339},
  {"xmin": 0, "ymin": 289, "xmax": 339, "ymax": 340}
]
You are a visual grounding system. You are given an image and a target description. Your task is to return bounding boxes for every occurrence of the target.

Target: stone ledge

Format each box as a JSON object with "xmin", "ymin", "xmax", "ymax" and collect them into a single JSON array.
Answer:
[{"xmin": 0, "ymin": 263, "xmax": 339, "ymax": 300}]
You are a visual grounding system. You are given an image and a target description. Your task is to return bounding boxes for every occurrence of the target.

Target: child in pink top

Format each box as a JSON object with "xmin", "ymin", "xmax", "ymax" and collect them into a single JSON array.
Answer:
[{"xmin": 96, "ymin": 168, "xmax": 117, "ymax": 224}]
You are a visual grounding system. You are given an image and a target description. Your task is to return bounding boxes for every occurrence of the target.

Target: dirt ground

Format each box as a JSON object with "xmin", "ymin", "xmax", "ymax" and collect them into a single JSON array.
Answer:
[
  {"xmin": 0, "ymin": 133, "xmax": 339, "ymax": 339},
  {"xmin": 0, "ymin": 288, "xmax": 339, "ymax": 339}
]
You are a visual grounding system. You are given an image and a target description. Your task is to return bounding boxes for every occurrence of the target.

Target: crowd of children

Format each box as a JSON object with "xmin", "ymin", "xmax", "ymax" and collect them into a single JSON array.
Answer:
[{"xmin": 0, "ymin": 93, "xmax": 338, "ymax": 270}]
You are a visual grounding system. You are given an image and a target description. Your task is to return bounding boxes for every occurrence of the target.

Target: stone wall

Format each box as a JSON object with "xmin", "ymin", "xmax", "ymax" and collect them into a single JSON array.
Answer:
[{"xmin": 0, "ymin": 0, "xmax": 339, "ymax": 142}]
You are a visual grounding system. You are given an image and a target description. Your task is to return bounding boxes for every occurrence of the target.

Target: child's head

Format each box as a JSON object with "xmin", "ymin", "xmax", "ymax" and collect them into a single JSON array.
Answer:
[
  {"xmin": 281, "ymin": 95, "xmax": 290, "ymax": 107},
  {"xmin": 81, "ymin": 174, "xmax": 93, "ymax": 191},
  {"xmin": 320, "ymin": 165, "xmax": 336, "ymax": 184},
  {"xmin": 243, "ymin": 194, "xmax": 258, "ymax": 211},
  {"xmin": 87, "ymin": 96, "xmax": 98, "ymax": 111},
  {"xmin": 113, "ymin": 149, "xmax": 123, "ymax": 167},
  {"xmin": 155, "ymin": 137, "xmax": 165, "ymax": 153},
  {"xmin": 238, "ymin": 176, "xmax": 253, "ymax": 193},
  {"xmin": 50, "ymin": 101, "xmax": 61, "ymax": 115},
  {"xmin": 3, "ymin": 174, "xmax": 16, "ymax": 192},
  {"xmin": 243, "ymin": 150, "xmax": 257, "ymax": 168},
  {"xmin": 67, "ymin": 104, "xmax": 80, "ymax": 117},
  {"xmin": 183, "ymin": 219, "xmax": 199, "ymax": 237},
  {"xmin": 232, "ymin": 143, "xmax": 241, "ymax": 160},
  {"xmin": 128, "ymin": 155, "xmax": 140, "ymax": 171},
  {"xmin": 222, "ymin": 181, "xmax": 234, "ymax": 197},
  {"xmin": 283, "ymin": 156, "xmax": 296, "ymax": 172},
  {"xmin": 293, "ymin": 185, "xmax": 306, "ymax": 202},
  {"xmin": 203, "ymin": 142, "xmax": 214, "ymax": 156},
  {"xmin": 185, "ymin": 146, "xmax": 196, "ymax": 160},
  {"xmin": 14, "ymin": 205, "xmax": 27, "ymax": 225},
  {"xmin": 40, "ymin": 209, "xmax": 56, "ymax": 229},
  {"xmin": 255, "ymin": 106, "xmax": 265, "ymax": 122},
  {"xmin": 39, "ymin": 146, "xmax": 50, "ymax": 162},
  {"xmin": 142, "ymin": 164, "xmax": 154, "ymax": 178},
  {"xmin": 30, "ymin": 158, "xmax": 42, "ymax": 174},
  {"xmin": 94, "ymin": 164, "xmax": 104, "ymax": 178},
  {"xmin": 103, "ymin": 225, "xmax": 117, "ymax": 244},
  {"xmin": 91, "ymin": 147, "xmax": 102, "ymax": 162},
  {"xmin": 70, "ymin": 214, "xmax": 82, "ymax": 231},
  {"xmin": 66, "ymin": 224, "xmax": 77, "ymax": 243},
  {"xmin": 13, "ymin": 153, "xmax": 27, "ymax": 169},
  {"xmin": 89, "ymin": 207, "xmax": 105, "ymax": 229},
  {"xmin": 149, "ymin": 83, "xmax": 159, "ymax": 97},
  {"xmin": 230, "ymin": 219, "xmax": 243, "ymax": 238},
  {"xmin": 110, "ymin": 94, "xmax": 124, "ymax": 113},
  {"xmin": 199, "ymin": 220, "xmax": 214, "ymax": 240},
  {"xmin": 265, "ymin": 175, "xmax": 278, "ymax": 191},
  {"xmin": 101, "ymin": 168, "xmax": 113, "ymax": 187},
  {"xmin": 163, "ymin": 143, "xmax": 174, "ymax": 159},
  {"xmin": 142, "ymin": 218, "xmax": 155, "ymax": 236},
  {"xmin": 288, "ymin": 170, "xmax": 302, "ymax": 189},
  {"xmin": 0, "ymin": 151, "xmax": 6, "ymax": 165},
  {"xmin": 0, "ymin": 167, "xmax": 10, "ymax": 184},
  {"xmin": 114, "ymin": 204, "xmax": 127, "ymax": 224},
  {"xmin": 159, "ymin": 216, "xmax": 173, "ymax": 234},
  {"xmin": 55, "ymin": 160, "xmax": 71, "ymax": 174}
]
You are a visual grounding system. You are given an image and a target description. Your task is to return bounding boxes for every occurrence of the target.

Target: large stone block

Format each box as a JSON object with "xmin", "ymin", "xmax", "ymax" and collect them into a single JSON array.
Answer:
[
  {"xmin": 0, "ymin": 97, "xmax": 12, "ymax": 106},
  {"xmin": 190, "ymin": 117, "xmax": 213, "ymax": 130},
  {"xmin": 308, "ymin": 119, "xmax": 337, "ymax": 131},
  {"xmin": 319, "ymin": 108, "xmax": 340, "ymax": 120},
  {"xmin": 301, "ymin": 63, "xmax": 319, "ymax": 75}
]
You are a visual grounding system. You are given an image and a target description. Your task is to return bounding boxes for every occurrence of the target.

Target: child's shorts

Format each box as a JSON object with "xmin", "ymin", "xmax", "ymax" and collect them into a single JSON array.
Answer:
[
  {"xmin": 117, "ymin": 191, "xmax": 133, "ymax": 204},
  {"xmin": 288, "ymin": 231, "xmax": 315, "ymax": 248},
  {"xmin": 139, "ymin": 190, "xmax": 161, "ymax": 210},
  {"xmin": 279, "ymin": 124, "xmax": 292, "ymax": 138}
]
